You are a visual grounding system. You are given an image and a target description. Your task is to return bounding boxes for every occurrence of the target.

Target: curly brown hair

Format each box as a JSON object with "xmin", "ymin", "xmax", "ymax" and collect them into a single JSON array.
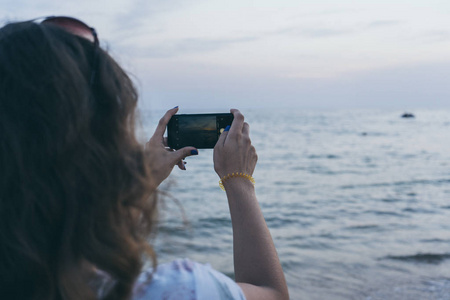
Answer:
[{"xmin": 0, "ymin": 20, "xmax": 157, "ymax": 299}]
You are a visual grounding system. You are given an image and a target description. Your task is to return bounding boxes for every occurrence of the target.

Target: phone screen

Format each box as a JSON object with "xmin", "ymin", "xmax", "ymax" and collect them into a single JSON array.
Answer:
[{"xmin": 167, "ymin": 113, "xmax": 233, "ymax": 149}]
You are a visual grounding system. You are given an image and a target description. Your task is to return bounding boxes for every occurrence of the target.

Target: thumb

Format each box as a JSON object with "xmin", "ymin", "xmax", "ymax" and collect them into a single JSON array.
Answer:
[
  {"xmin": 171, "ymin": 147, "xmax": 198, "ymax": 164},
  {"xmin": 216, "ymin": 125, "xmax": 230, "ymax": 148}
]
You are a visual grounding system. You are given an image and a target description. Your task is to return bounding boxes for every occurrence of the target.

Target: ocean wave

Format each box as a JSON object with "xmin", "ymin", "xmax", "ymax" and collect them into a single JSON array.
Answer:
[
  {"xmin": 345, "ymin": 224, "xmax": 381, "ymax": 231},
  {"xmin": 307, "ymin": 154, "xmax": 341, "ymax": 159},
  {"xmin": 383, "ymin": 253, "xmax": 450, "ymax": 264},
  {"xmin": 340, "ymin": 178, "xmax": 450, "ymax": 190}
]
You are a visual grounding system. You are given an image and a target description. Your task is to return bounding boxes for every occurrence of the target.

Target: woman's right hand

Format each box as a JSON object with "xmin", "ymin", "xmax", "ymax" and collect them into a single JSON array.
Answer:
[
  {"xmin": 213, "ymin": 109, "xmax": 258, "ymax": 180},
  {"xmin": 145, "ymin": 107, "xmax": 198, "ymax": 190}
]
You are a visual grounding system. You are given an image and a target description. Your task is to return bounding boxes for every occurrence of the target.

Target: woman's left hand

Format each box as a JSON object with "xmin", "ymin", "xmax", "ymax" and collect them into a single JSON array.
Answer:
[{"xmin": 145, "ymin": 107, "xmax": 198, "ymax": 189}]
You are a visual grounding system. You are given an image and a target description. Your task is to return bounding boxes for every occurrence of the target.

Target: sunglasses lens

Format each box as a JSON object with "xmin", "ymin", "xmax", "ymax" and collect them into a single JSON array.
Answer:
[{"xmin": 42, "ymin": 17, "xmax": 96, "ymax": 43}]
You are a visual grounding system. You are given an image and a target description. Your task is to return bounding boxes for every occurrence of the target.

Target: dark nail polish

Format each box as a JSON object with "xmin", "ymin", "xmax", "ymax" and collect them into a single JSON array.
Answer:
[
  {"xmin": 190, "ymin": 149, "xmax": 198, "ymax": 155},
  {"xmin": 224, "ymin": 125, "xmax": 231, "ymax": 131},
  {"xmin": 173, "ymin": 106, "xmax": 179, "ymax": 109}
]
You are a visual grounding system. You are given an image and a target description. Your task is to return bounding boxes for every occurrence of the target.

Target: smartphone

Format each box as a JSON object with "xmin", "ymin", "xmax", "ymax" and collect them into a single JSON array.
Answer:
[{"xmin": 167, "ymin": 113, "xmax": 234, "ymax": 149}]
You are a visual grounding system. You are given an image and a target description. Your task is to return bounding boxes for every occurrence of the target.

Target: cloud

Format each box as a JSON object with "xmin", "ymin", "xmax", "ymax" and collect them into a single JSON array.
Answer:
[
  {"xmin": 366, "ymin": 20, "xmax": 402, "ymax": 28},
  {"xmin": 272, "ymin": 26, "xmax": 354, "ymax": 38},
  {"xmin": 273, "ymin": 20, "xmax": 401, "ymax": 39},
  {"xmin": 130, "ymin": 36, "xmax": 259, "ymax": 58},
  {"xmin": 288, "ymin": 8, "xmax": 361, "ymax": 20},
  {"xmin": 421, "ymin": 30, "xmax": 450, "ymax": 43},
  {"xmin": 394, "ymin": 28, "xmax": 450, "ymax": 44},
  {"xmin": 139, "ymin": 60, "xmax": 450, "ymax": 110},
  {"xmin": 112, "ymin": 0, "xmax": 199, "ymax": 32}
]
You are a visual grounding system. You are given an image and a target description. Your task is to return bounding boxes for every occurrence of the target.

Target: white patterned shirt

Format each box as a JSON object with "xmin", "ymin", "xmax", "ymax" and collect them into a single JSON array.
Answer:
[{"xmin": 131, "ymin": 259, "xmax": 246, "ymax": 300}]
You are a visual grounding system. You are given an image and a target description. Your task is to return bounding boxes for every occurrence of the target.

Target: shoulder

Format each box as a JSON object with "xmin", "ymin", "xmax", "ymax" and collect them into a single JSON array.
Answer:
[
  {"xmin": 132, "ymin": 259, "xmax": 246, "ymax": 300},
  {"xmin": 132, "ymin": 259, "xmax": 196, "ymax": 299}
]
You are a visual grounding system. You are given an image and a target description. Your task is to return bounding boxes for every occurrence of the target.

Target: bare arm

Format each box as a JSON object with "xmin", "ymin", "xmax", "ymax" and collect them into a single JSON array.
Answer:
[{"xmin": 214, "ymin": 109, "xmax": 289, "ymax": 300}]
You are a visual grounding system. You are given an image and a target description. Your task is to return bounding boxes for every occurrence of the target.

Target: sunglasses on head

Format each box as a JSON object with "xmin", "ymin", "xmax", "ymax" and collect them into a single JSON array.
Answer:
[{"xmin": 37, "ymin": 16, "xmax": 99, "ymax": 86}]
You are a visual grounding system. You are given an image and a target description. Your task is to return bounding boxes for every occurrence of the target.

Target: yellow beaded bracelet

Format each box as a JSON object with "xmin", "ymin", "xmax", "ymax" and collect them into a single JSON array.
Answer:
[{"xmin": 219, "ymin": 172, "xmax": 255, "ymax": 191}]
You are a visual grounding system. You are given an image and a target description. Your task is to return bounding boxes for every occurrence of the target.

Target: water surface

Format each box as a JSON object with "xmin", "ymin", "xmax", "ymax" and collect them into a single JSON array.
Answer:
[{"xmin": 141, "ymin": 108, "xmax": 450, "ymax": 300}]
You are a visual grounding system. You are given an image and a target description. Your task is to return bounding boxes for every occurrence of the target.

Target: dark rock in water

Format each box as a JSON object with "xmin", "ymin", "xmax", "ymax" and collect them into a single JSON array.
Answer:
[{"xmin": 401, "ymin": 112, "xmax": 415, "ymax": 118}]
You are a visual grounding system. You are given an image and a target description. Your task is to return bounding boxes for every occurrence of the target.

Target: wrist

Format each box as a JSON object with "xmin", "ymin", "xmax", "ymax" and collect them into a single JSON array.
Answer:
[
  {"xmin": 221, "ymin": 174, "xmax": 255, "ymax": 192},
  {"xmin": 219, "ymin": 172, "xmax": 255, "ymax": 191}
]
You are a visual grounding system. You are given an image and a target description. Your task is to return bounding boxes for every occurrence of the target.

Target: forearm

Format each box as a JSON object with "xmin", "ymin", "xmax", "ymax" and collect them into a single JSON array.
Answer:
[{"xmin": 224, "ymin": 178, "xmax": 289, "ymax": 299}]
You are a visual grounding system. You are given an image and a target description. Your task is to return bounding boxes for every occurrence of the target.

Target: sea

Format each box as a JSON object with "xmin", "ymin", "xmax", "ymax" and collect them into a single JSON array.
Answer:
[{"xmin": 138, "ymin": 108, "xmax": 450, "ymax": 300}]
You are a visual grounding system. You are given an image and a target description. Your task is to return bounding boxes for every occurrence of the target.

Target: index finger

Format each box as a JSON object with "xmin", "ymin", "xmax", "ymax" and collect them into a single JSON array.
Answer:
[
  {"xmin": 153, "ymin": 106, "xmax": 179, "ymax": 138},
  {"xmin": 228, "ymin": 108, "xmax": 244, "ymax": 137}
]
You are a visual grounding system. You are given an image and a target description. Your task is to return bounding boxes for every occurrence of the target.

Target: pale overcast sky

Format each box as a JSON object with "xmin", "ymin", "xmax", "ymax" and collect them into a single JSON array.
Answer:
[{"xmin": 2, "ymin": 0, "xmax": 450, "ymax": 111}]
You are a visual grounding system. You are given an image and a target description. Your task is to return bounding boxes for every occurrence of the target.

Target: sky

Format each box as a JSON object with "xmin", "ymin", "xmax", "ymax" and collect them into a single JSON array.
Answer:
[{"xmin": 2, "ymin": 0, "xmax": 450, "ymax": 111}]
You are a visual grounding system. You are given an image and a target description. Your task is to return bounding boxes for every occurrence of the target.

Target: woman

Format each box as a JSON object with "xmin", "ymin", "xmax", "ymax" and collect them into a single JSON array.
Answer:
[{"xmin": 0, "ymin": 17, "xmax": 289, "ymax": 300}]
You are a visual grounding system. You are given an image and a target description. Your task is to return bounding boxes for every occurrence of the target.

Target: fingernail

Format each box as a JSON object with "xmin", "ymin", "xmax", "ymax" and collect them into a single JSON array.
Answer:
[
  {"xmin": 173, "ymin": 106, "xmax": 178, "ymax": 109},
  {"xmin": 224, "ymin": 125, "xmax": 231, "ymax": 131},
  {"xmin": 190, "ymin": 149, "xmax": 198, "ymax": 155}
]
